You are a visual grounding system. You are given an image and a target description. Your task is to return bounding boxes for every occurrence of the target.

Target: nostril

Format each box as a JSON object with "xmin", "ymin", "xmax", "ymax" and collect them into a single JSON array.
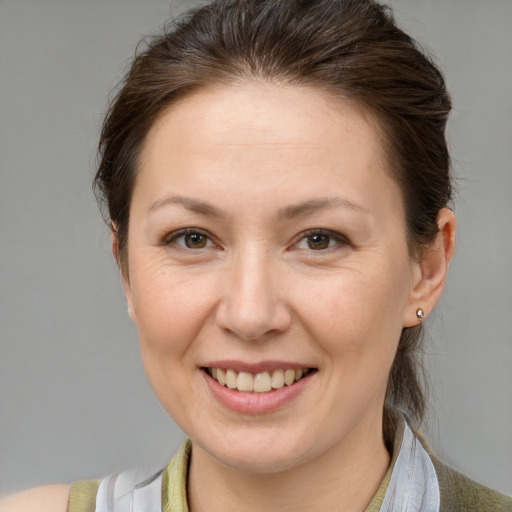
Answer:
[{"xmin": 215, "ymin": 300, "xmax": 292, "ymax": 341}]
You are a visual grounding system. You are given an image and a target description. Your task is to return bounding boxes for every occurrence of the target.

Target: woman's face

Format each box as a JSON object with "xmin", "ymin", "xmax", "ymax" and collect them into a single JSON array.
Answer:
[{"xmin": 123, "ymin": 83, "xmax": 424, "ymax": 472}]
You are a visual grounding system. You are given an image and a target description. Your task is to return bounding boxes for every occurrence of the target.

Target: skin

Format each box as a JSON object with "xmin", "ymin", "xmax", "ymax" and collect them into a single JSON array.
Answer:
[
  {"xmin": 0, "ymin": 485, "xmax": 69, "ymax": 512},
  {"xmin": 0, "ymin": 82, "xmax": 455, "ymax": 512},
  {"xmin": 122, "ymin": 83, "xmax": 455, "ymax": 512}
]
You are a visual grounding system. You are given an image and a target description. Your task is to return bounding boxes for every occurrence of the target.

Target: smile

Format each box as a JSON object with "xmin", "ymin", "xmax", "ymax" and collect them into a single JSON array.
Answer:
[{"xmin": 204, "ymin": 367, "xmax": 312, "ymax": 393}]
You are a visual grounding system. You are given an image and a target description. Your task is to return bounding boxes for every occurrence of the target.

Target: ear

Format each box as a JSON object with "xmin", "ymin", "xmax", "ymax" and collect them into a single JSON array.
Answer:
[
  {"xmin": 111, "ymin": 227, "xmax": 137, "ymax": 323},
  {"xmin": 403, "ymin": 207, "xmax": 456, "ymax": 327}
]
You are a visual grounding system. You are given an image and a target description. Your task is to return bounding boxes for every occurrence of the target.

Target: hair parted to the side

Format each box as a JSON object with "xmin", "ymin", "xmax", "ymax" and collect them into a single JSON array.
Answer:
[{"xmin": 94, "ymin": 0, "xmax": 452, "ymax": 433}]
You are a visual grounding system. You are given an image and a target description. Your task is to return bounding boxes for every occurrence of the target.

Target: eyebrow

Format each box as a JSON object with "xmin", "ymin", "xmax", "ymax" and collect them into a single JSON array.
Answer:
[
  {"xmin": 147, "ymin": 196, "xmax": 223, "ymax": 217},
  {"xmin": 147, "ymin": 195, "xmax": 365, "ymax": 219},
  {"xmin": 278, "ymin": 197, "xmax": 366, "ymax": 219}
]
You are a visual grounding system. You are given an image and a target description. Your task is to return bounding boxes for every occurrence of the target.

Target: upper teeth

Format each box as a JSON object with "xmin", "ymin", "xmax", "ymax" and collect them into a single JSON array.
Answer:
[{"xmin": 207, "ymin": 368, "xmax": 309, "ymax": 393}]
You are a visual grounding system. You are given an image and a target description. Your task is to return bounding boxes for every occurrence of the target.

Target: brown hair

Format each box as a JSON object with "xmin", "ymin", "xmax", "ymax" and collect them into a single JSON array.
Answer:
[{"xmin": 94, "ymin": 0, "xmax": 452, "ymax": 429}]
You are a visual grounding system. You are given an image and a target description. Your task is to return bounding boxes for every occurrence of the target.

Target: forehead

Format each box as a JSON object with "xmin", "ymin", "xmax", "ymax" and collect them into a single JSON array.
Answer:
[
  {"xmin": 135, "ymin": 82, "xmax": 401, "ymax": 217},
  {"xmin": 144, "ymin": 82, "xmax": 384, "ymax": 156}
]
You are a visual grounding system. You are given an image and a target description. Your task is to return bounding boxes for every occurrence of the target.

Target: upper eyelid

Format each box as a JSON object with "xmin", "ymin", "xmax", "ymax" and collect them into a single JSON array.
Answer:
[
  {"xmin": 295, "ymin": 228, "xmax": 350, "ymax": 244},
  {"xmin": 161, "ymin": 227, "xmax": 215, "ymax": 246},
  {"xmin": 290, "ymin": 230, "xmax": 352, "ymax": 255}
]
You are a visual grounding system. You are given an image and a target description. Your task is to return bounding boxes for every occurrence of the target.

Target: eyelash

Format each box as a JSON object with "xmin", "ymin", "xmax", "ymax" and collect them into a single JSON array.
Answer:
[
  {"xmin": 161, "ymin": 228, "xmax": 216, "ymax": 250},
  {"xmin": 294, "ymin": 229, "xmax": 350, "ymax": 252}
]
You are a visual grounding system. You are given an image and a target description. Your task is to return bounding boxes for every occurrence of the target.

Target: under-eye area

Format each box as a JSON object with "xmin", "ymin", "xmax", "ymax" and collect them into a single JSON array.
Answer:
[{"xmin": 203, "ymin": 367, "xmax": 317, "ymax": 393}]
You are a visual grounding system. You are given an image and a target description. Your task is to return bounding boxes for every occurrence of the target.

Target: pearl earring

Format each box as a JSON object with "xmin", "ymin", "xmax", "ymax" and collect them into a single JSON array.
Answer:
[{"xmin": 416, "ymin": 308, "xmax": 425, "ymax": 321}]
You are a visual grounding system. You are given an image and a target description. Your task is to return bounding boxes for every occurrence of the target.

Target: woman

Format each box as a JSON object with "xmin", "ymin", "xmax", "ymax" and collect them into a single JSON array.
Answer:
[{"xmin": 2, "ymin": 0, "xmax": 510, "ymax": 511}]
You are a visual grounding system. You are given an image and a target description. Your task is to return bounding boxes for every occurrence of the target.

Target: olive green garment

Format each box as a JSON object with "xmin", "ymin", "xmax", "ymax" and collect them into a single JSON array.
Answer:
[
  {"xmin": 66, "ymin": 438, "xmax": 389, "ymax": 512},
  {"xmin": 68, "ymin": 422, "xmax": 512, "ymax": 512}
]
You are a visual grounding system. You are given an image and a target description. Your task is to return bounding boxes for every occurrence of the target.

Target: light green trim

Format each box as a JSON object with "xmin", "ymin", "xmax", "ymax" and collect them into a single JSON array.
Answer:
[
  {"xmin": 67, "ymin": 411, "xmax": 512, "ymax": 512},
  {"xmin": 67, "ymin": 480, "xmax": 100, "ymax": 512},
  {"xmin": 162, "ymin": 440, "xmax": 191, "ymax": 512},
  {"xmin": 160, "ymin": 431, "xmax": 399, "ymax": 512},
  {"xmin": 364, "ymin": 409, "xmax": 404, "ymax": 512}
]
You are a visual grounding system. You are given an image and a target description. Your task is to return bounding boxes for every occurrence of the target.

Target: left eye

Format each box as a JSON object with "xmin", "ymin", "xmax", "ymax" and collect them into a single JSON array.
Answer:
[
  {"xmin": 166, "ymin": 230, "xmax": 214, "ymax": 249},
  {"xmin": 295, "ymin": 231, "xmax": 346, "ymax": 251}
]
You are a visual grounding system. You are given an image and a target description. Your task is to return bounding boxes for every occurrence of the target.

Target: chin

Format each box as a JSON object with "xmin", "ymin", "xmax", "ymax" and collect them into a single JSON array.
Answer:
[
  {"xmin": 214, "ymin": 447, "xmax": 307, "ymax": 475},
  {"xmin": 195, "ymin": 427, "xmax": 316, "ymax": 474}
]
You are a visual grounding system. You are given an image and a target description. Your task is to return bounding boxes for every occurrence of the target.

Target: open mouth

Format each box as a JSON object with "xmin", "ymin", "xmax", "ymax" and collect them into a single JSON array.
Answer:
[{"xmin": 203, "ymin": 367, "xmax": 315, "ymax": 393}]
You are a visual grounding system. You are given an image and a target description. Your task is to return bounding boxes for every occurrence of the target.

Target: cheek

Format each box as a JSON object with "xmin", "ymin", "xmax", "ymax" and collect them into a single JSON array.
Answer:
[
  {"xmin": 293, "ymin": 261, "xmax": 409, "ymax": 366},
  {"xmin": 303, "ymin": 272, "xmax": 404, "ymax": 326},
  {"xmin": 129, "ymin": 262, "xmax": 218, "ymax": 361},
  {"xmin": 129, "ymin": 267, "xmax": 219, "ymax": 418}
]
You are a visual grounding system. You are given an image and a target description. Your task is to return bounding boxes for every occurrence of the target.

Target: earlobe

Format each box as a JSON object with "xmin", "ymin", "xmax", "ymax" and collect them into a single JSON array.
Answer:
[
  {"xmin": 111, "ymin": 227, "xmax": 137, "ymax": 323},
  {"xmin": 110, "ymin": 224, "xmax": 123, "ymax": 268},
  {"xmin": 404, "ymin": 208, "xmax": 456, "ymax": 327},
  {"xmin": 110, "ymin": 224, "xmax": 122, "ymax": 266},
  {"xmin": 123, "ymin": 274, "xmax": 136, "ymax": 322}
]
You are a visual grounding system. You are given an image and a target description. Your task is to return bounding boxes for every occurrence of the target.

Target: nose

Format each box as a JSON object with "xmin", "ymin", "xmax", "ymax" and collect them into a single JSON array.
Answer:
[{"xmin": 215, "ymin": 248, "xmax": 292, "ymax": 341}]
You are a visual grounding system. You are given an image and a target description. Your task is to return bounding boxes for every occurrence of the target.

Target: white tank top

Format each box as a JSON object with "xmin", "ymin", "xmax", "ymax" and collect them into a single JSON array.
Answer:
[
  {"xmin": 93, "ymin": 416, "xmax": 440, "ymax": 512},
  {"xmin": 94, "ymin": 467, "xmax": 163, "ymax": 512}
]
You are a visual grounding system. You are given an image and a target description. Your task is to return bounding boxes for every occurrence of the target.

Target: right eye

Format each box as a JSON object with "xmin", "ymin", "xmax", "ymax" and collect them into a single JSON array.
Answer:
[{"xmin": 165, "ymin": 229, "xmax": 215, "ymax": 249}]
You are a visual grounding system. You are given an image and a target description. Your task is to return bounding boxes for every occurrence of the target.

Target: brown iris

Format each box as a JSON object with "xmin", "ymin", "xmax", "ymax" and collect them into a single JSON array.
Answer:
[
  {"xmin": 184, "ymin": 233, "xmax": 208, "ymax": 248},
  {"xmin": 307, "ymin": 234, "xmax": 330, "ymax": 250}
]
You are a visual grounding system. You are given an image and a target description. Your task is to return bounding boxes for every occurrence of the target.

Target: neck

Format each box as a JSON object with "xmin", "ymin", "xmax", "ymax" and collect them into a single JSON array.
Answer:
[{"xmin": 187, "ymin": 414, "xmax": 390, "ymax": 512}]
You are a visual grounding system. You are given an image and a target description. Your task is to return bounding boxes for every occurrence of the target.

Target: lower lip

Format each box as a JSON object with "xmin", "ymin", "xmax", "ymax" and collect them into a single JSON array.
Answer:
[{"xmin": 202, "ymin": 370, "xmax": 315, "ymax": 414}]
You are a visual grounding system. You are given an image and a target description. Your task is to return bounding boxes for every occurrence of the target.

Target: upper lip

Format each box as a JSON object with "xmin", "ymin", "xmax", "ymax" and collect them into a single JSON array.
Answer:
[{"xmin": 202, "ymin": 360, "xmax": 315, "ymax": 373}]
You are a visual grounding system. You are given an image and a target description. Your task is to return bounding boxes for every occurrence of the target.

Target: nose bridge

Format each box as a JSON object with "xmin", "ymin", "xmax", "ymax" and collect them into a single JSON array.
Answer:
[{"xmin": 216, "ymin": 243, "xmax": 290, "ymax": 340}]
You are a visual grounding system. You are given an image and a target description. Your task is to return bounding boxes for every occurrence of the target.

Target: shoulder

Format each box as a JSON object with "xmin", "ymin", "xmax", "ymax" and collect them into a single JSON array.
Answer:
[
  {"xmin": 414, "ymin": 431, "xmax": 512, "ymax": 512},
  {"xmin": 431, "ymin": 456, "xmax": 512, "ymax": 512},
  {"xmin": 0, "ymin": 484, "xmax": 70, "ymax": 512},
  {"xmin": 0, "ymin": 480, "xmax": 101, "ymax": 512}
]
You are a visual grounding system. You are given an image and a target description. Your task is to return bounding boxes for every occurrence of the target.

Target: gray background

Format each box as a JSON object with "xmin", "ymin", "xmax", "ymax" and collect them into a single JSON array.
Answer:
[{"xmin": 1, "ymin": 0, "xmax": 511, "ymax": 497}]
